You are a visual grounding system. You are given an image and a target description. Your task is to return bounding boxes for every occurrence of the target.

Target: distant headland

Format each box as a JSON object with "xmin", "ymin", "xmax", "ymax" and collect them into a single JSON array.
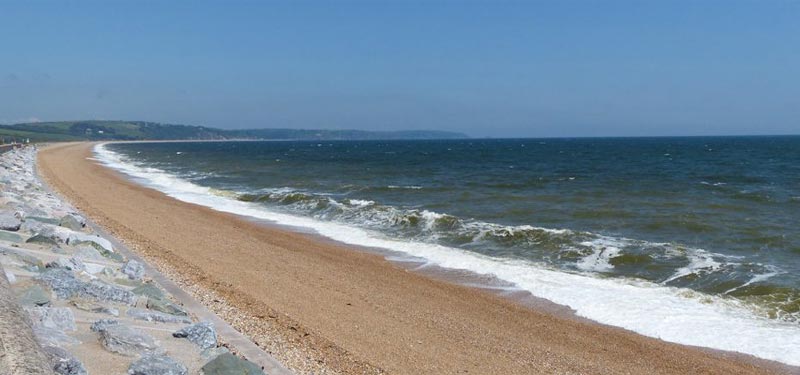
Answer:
[{"xmin": 0, "ymin": 120, "xmax": 469, "ymax": 142}]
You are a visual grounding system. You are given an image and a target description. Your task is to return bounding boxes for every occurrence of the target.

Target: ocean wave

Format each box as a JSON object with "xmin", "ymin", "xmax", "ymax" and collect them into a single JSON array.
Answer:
[
  {"xmin": 93, "ymin": 143, "xmax": 800, "ymax": 366},
  {"xmin": 724, "ymin": 266, "xmax": 783, "ymax": 295},
  {"xmin": 228, "ymin": 186, "xmax": 770, "ymax": 286},
  {"xmin": 387, "ymin": 185, "xmax": 423, "ymax": 190},
  {"xmin": 700, "ymin": 181, "xmax": 727, "ymax": 187}
]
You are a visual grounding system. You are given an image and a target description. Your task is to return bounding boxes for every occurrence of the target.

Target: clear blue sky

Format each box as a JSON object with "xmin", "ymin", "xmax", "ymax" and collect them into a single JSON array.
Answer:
[{"xmin": 1, "ymin": 0, "xmax": 798, "ymax": 137}]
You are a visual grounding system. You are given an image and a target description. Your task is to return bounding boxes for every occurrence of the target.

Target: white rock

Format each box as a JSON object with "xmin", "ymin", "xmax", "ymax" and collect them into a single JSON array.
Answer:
[
  {"xmin": 83, "ymin": 262, "xmax": 107, "ymax": 275},
  {"xmin": 4, "ymin": 270, "xmax": 16, "ymax": 284},
  {"xmin": 67, "ymin": 232, "xmax": 113, "ymax": 253}
]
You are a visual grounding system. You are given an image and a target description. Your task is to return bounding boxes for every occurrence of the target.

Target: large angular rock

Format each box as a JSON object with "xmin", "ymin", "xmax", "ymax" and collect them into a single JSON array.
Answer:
[
  {"xmin": 17, "ymin": 284, "xmax": 51, "ymax": 306},
  {"xmin": 74, "ymin": 246, "xmax": 105, "ymax": 262},
  {"xmin": 122, "ymin": 259, "xmax": 145, "ymax": 280},
  {"xmin": 66, "ymin": 232, "xmax": 113, "ymax": 253},
  {"xmin": 21, "ymin": 219, "xmax": 57, "ymax": 237},
  {"xmin": 132, "ymin": 283, "xmax": 166, "ymax": 300},
  {"xmin": 0, "ymin": 211, "xmax": 21, "ymax": 231},
  {"xmin": 36, "ymin": 268, "xmax": 136, "ymax": 305},
  {"xmin": 81, "ymin": 279, "xmax": 137, "ymax": 305},
  {"xmin": 128, "ymin": 354, "xmax": 188, "ymax": 375},
  {"xmin": 27, "ymin": 306, "xmax": 77, "ymax": 331},
  {"xmin": 201, "ymin": 353, "xmax": 264, "ymax": 375},
  {"xmin": 99, "ymin": 324, "xmax": 160, "ymax": 356},
  {"xmin": 59, "ymin": 214, "xmax": 84, "ymax": 231},
  {"xmin": 173, "ymin": 322, "xmax": 217, "ymax": 349},
  {"xmin": 43, "ymin": 345, "xmax": 88, "ymax": 375},
  {"xmin": 148, "ymin": 297, "xmax": 187, "ymax": 316},
  {"xmin": 127, "ymin": 308, "xmax": 192, "ymax": 324},
  {"xmin": 36, "ymin": 268, "xmax": 84, "ymax": 298}
]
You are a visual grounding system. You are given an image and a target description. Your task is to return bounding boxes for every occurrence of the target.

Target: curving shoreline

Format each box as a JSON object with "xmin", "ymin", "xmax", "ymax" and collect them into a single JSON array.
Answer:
[{"xmin": 38, "ymin": 142, "xmax": 796, "ymax": 374}]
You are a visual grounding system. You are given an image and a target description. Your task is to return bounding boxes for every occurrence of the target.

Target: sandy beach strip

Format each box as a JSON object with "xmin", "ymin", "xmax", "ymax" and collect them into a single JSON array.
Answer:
[{"xmin": 38, "ymin": 142, "xmax": 791, "ymax": 375}]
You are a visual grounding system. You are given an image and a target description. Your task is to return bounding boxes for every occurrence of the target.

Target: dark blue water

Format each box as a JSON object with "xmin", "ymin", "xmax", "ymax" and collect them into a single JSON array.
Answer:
[{"xmin": 107, "ymin": 137, "xmax": 800, "ymax": 323}]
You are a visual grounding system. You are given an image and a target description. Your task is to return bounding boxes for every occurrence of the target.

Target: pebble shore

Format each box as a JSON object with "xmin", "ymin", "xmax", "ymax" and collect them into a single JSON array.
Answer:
[{"xmin": 0, "ymin": 146, "xmax": 273, "ymax": 375}]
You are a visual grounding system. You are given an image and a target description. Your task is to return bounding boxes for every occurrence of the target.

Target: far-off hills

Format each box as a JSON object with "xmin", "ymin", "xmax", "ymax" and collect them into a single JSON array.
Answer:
[{"xmin": 0, "ymin": 121, "xmax": 468, "ymax": 143}]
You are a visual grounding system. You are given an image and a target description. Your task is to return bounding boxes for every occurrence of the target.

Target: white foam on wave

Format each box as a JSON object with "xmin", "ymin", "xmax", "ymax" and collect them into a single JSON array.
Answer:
[
  {"xmin": 346, "ymin": 199, "xmax": 375, "ymax": 208},
  {"xmin": 662, "ymin": 249, "xmax": 723, "ymax": 284},
  {"xmin": 94, "ymin": 143, "xmax": 800, "ymax": 366},
  {"xmin": 724, "ymin": 266, "xmax": 783, "ymax": 295},
  {"xmin": 576, "ymin": 239, "xmax": 623, "ymax": 272}
]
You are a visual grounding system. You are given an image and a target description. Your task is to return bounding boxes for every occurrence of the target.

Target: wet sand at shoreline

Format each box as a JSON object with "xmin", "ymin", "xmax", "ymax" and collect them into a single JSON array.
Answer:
[{"xmin": 38, "ymin": 142, "xmax": 790, "ymax": 374}]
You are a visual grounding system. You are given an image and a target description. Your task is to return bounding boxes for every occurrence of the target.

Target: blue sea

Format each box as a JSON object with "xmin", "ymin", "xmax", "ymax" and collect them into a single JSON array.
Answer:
[{"xmin": 96, "ymin": 137, "xmax": 800, "ymax": 365}]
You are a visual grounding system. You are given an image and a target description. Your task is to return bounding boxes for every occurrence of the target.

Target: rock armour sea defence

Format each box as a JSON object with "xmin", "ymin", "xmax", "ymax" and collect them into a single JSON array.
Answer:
[{"xmin": 0, "ymin": 146, "xmax": 269, "ymax": 374}]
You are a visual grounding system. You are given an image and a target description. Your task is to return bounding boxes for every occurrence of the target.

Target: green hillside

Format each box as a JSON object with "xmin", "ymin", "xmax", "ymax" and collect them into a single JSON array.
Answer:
[{"xmin": 0, "ymin": 121, "xmax": 467, "ymax": 142}]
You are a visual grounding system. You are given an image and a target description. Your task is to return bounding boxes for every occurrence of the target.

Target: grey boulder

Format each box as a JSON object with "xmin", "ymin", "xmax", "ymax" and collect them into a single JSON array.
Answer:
[
  {"xmin": 147, "ymin": 297, "xmax": 187, "ymax": 316},
  {"xmin": 17, "ymin": 284, "xmax": 51, "ymax": 306},
  {"xmin": 36, "ymin": 268, "xmax": 83, "ymax": 299},
  {"xmin": 74, "ymin": 246, "xmax": 106, "ymax": 262},
  {"xmin": 122, "ymin": 259, "xmax": 145, "ymax": 280},
  {"xmin": 81, "ymin": 279, "xmax": 137, "ymax": 305},
  {"xmin": 201, "ymin": 353, "xmax": 265, "ymax": 375},
  {"xmin": 173, "ymin": 322, "xmax": 217, "ymax": 349},
  {"xmin": 43, "ymin": 345, "xmax": 88, "ymax": 375},
  {"xmin": 0, "ymin": 211, "xmax": 21, "ymax": 231},
  {"xmin": 128, "ymin": 354, "xmax": 188, "ymax": 375},
  {"xmin": 66, "ymin": 232, "xmax": 113, "ymax": 253},
  {"xmin": 27, "ymin": 306, "xmax": 77, "ymax": 331},
  {"xmin": 36, "ymin": 268, "xmax": 136, "ymax": 305},
  {"xmin": 99, "ymin": 324, "xmax": 160, "ymax": 356},
  {"xmin": 20, "ymin": 220, "xmax": 57, "ymax": 237},
  {"xmin": 132, "ymin": 283, "xmax": 166, "ymax": 300},
  {"xmin": 59, "ymin": 214, "xmax": 84, "ymax": 231}
]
